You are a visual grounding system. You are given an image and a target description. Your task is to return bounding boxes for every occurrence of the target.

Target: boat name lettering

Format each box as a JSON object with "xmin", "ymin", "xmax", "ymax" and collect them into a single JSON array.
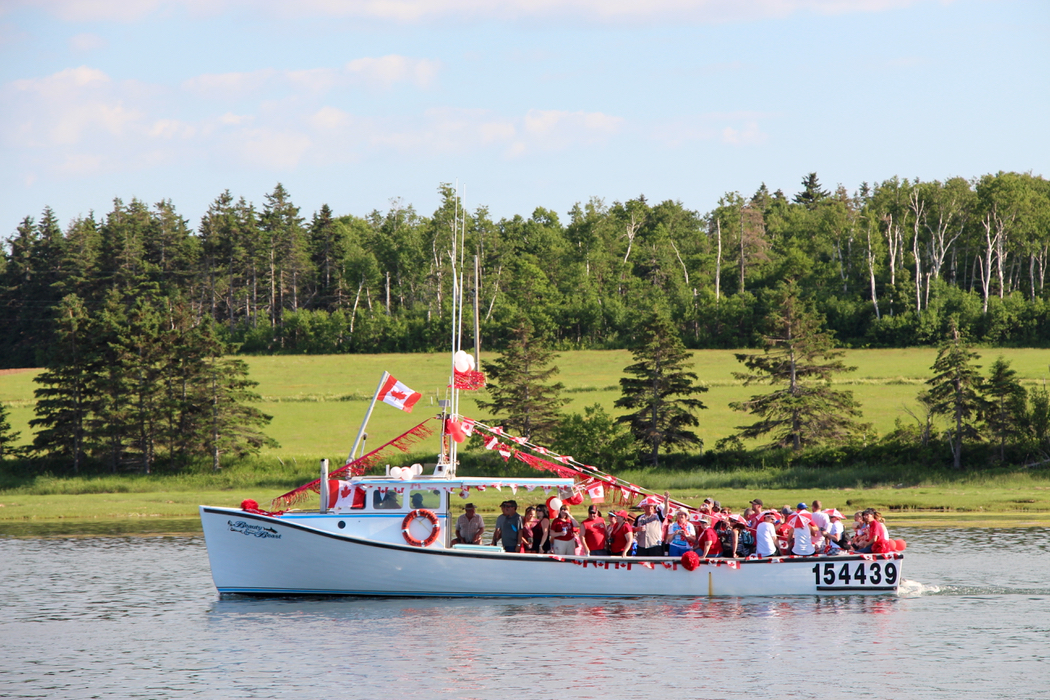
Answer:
[{"xmin": 228, "ymin": 520, "xmax": 282, "ymax": 539}]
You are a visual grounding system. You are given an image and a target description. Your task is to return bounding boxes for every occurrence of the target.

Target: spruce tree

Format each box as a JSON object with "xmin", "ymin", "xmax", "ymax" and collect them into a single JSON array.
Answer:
[
  {"xmin": 476, "ymin": 318, "xmax": 567, "ymax": 442},
  {"xmin": 0, "ymin": 402, "xmax": 20, "ymax": 460},
  {"xmin": 729, "ymin": 282, "xmax": 868, "ymax": 450},
  {"xmin": 925, "ymin": 324, "xmax": 987, "ymax": 470},
  {"xmin": 983, "ymin": 356, "xmax": 1027, "ymax": 462},
  {"xmin": 614, "ymin": 311, "xmax": 707, "ymax": 465},
  {"xmin": 30, "ymin": 294, "xmax": 93, "ymax": 472}
]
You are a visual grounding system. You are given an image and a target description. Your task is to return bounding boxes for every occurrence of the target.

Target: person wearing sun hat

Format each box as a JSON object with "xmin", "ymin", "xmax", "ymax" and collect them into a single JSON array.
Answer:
[
  {"xmin": 608, "ymin": 510, "xmax": 634, "ymax": 557},
  {"xmin": 632, "ymin": 492, "xmax": 668, "ymax": 557}
]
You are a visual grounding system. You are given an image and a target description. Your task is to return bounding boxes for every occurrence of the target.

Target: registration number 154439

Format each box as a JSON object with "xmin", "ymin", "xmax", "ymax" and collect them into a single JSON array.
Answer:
[{"xmin": 812, "ymin": 560, "xmax": 898, "ymax": 590}]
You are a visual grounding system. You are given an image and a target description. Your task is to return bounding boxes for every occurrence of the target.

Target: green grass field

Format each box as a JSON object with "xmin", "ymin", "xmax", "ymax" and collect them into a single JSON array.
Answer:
[
  {"xmin": 4, "ymin": 348, "xmax": 1050, "ymax": 531},
  {"xmin": 5, "ymin": 348, "xmax": 1050, "ymax": 457}
]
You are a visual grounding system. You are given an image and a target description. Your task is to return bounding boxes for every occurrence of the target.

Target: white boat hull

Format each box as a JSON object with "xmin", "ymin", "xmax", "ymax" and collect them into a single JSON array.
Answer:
[{"xmin": 201, "ymin": 506, "xmax": 904, "ymax": 597}]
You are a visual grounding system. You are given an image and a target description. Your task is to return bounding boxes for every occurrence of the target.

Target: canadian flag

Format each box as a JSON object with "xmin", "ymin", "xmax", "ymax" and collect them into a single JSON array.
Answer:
[
  {"xmin": 378, "ymin": 374, "xmax": 422, "ymax": 412},
  {"xmin": 586, "ymin": 481, "xmax": 605, "ymax": 504}
]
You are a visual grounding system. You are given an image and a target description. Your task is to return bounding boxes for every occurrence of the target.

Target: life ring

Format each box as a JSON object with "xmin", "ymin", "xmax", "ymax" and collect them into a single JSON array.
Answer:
[{"xmin": 402, "ymin": 509, "xmax": 441, "ymax": 547}]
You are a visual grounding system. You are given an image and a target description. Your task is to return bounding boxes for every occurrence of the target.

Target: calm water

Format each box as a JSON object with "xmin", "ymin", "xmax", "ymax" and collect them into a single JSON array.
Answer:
[{"xmin": 2, "ymin": 528, "xmax": 1049, "ymax": 700}]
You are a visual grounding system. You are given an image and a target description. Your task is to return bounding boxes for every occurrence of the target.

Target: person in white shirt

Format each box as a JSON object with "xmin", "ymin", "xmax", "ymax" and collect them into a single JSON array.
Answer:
[
  {"xmin": 809, "ymin": 499, "xmax": 830, "ymax": 554},
  {"xmin": 755, "ymin": 511, "xmax": 779, "ymax": 557}
]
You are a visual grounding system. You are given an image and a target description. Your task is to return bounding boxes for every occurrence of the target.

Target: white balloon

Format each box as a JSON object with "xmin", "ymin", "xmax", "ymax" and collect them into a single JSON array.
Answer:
[
  {"xmin": 549, "ymin": 497, "xmax": 563, "ymax": 513},
  {"xmin": 411, "ymin": 463, "xmax": 423, "ymax": 475},
  {"xmin": 390, "ymin": 467, "xmax": 403, "ymax": 478},
  {"xmin": 454, "ymin": 350, "xmax": 474, "ymax": 373}
]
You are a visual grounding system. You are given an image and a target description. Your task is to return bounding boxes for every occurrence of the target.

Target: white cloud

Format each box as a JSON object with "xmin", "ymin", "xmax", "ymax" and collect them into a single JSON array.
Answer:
[
  {"xmin": 14, "ymin": 0, "xmax": 941, "ymax": 24},
  {"xmin": 721, "ymin": 120, "xmax": 767, "ymax": 146},
  {"xmin": 309, "ymin": 106, "xmax": 351, "ymax": 130},
  {"xmin": 344, "ymin": 55, "xmax": 439, "ymax": 89},
  {"xmin": 228, "ymin": 128, "xmax": 312, "ymax": 169}
]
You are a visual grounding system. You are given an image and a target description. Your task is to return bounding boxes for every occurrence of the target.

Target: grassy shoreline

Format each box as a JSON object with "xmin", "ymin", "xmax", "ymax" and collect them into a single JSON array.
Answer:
[{"xmin": 3, "ymin": 484, "xmax": 1049, "ymax": 537}]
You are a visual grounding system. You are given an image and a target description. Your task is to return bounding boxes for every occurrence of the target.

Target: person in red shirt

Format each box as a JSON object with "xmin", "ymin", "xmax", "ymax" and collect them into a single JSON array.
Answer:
[
  {"xmin": 695, "ymin": 517, "xmax": 721, "ymax": 558},
  {"xmin": 582, "ymin": 506, "xmax": 608, "ymax": 556},
  {"xmin": 608, "ymin": 511, "xmax": 635, "ymax": 557},
  {"xmin": 550, "ymin": 505, "xmax": 580, "ymax": 556}
]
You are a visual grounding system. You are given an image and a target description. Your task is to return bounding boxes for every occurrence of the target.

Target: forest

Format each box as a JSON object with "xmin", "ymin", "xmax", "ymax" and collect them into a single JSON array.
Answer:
[
  {"xmin": 2, "ymin": 171, "xmax": 1050, "ymax": 474},
  {"xmin": 3, "ymin": 171, "xmax": 1050, "ymax": 371}
]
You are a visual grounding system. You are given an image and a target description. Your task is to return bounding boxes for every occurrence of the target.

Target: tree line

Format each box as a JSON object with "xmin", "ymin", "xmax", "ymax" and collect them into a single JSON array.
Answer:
[
  {"xmin": 484, "ymin": 287, "xmax": 1050, "ymax": 472},
  {"xmin": 3, "ymin": 172, "xmax": 1050, "ymax": 371}
]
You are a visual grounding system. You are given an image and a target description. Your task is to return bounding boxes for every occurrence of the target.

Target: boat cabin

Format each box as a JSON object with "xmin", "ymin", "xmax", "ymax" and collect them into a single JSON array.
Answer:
[{"xmin": 280, "ymin": 475, "xmax": 576, "ymax": 550}]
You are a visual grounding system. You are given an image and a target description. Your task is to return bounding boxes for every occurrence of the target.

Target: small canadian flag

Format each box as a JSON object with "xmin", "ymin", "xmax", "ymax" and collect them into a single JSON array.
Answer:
[{"xmin": 378, "ymin": 374, "xmax": 422, "ymax": 412}]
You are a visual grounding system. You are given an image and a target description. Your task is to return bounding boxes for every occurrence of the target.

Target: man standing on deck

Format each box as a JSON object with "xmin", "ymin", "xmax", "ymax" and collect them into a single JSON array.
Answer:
[
  {"xmin": 492, "ymin": 500, "xmax": 524, "ymax": 552},
  {"xmin": 632, "ymin": 493, "xmax": 668, "ymax": 557}
]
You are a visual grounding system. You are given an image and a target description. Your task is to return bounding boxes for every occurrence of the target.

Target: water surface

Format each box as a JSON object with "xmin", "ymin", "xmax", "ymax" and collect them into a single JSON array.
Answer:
[{"xmin": 2, "ymin": 528, "xmax": 1048, "ymax": 699}]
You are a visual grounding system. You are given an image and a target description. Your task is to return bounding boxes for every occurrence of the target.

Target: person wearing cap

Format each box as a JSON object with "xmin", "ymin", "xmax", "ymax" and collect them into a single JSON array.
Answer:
[
  {"xmin": 745, "ymin": 498, "xmax": 764, "ymax": 527},
  {"xmin": 755, "ymin": 511, "xmax": 780, "ymax": 557},
  {"xmin": 452, "ymin": 503, "xmax": 485, "ymax": 545},
  {"xmin": 550, "ymin": 505, "xmax": 582, "ymax": 555},
  {"xmin": 632, "ymin": 492, "xmax": 669, "ymax": 557},
  {"xmin": 608, "ymin": 511, "xmax": 634, "ymax": 557},
  {"xmin": 491, "ymin": 500, "xmax": 524, "ymax": 553},
  {"xmin": 694, "ymin": 516, "xmax": 721, "ymax": 558},
  {"xmin": 582, "ymin": 506, "xmax": 608, "ymax": 556},
  {"xmin": 790, "ymin": 502, "xmax": 817, "ymax": 556}
]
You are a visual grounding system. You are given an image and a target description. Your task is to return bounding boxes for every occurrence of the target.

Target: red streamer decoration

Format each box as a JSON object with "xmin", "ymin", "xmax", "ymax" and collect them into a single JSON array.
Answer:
[
  {"xmin": 452, "ymin": 369, "xmax": 487, "ymax": 390},
  {"xmin": 270, "ymin": 418, "xmax": 436, "ymax": 509},
  {"xmin": 514, "ymin": 451, "xmax": 578, "ymax": 479}
]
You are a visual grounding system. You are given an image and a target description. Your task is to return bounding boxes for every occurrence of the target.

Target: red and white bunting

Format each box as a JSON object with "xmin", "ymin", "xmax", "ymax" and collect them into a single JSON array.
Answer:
[
  {"xmin": 586, "ymin": 482, "xmax": 605, "ymax": 504},
  {"xmin": 497, "ymin": 445, "xmax": 513, "ymax": 460},
  {"xmin": 727, "ymin": 561, "xmax": 740, "ymax": 570},
  {"xmin": 510, "ymin": 484, "xmax": 518, "ymax": 494},
  {"xmin": 484, "ymin": 435, "xmax": 499, "ymax": 451},
  {"xmin": 641, "ymin": 562, "xmax": 654, "ymax": 569},
  {"xmin": 510, "ymin": 436, "xmax": 527, "ymax": 445},
  {"xmin": 476, "ymin": 485, "xmax": 486, "ymax": 492},
  {"xmin": 459, "ymin": 488, "xmax": 469, "ymax": 499},
  {"xmin": 492, "ymin": 484, "xmax": 502, "ymax": 491},
  {"xmin": 460, "ymin": 418, "xmax": 475, "ymax": 436}
]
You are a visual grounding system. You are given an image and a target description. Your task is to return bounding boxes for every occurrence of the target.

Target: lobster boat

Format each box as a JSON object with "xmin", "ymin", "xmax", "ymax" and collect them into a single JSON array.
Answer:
[{"xmin": 199, "ymin": 218, "xmax": 904, "ymax": 598}]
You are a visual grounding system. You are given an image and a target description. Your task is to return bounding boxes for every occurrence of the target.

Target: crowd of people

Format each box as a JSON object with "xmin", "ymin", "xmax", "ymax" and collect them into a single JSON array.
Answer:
[{"xmin": 451, "ymin": 495, "xmax": 895, "ymax": 558}]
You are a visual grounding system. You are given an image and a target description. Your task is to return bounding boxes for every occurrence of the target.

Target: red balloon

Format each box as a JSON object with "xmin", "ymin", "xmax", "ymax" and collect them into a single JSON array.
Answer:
[
  {"xmin": 681, "ymin": 551, "xmax": 700, "ymax": 571},
  {"xmin": 895, "ymin": 539, "xmax": 907, "ymax": 551},
  {"xmin": 566, "ymin": 492, "xmax": 584, "ymax": 506},
  {"xmin": 445, "ymin": 418, "xmax": 466, "ymax": 443}
]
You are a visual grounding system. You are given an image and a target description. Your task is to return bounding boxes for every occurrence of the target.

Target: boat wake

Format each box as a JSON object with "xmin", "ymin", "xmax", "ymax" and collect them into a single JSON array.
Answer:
[{"xmin": 897, "ymin": 578, "xmax": 1050, "ymax": 597}]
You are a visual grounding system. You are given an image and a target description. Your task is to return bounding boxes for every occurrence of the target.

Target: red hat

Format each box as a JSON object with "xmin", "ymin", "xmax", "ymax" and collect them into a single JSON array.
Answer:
[{"xmin": 612, "ymin": 510, "xmax": 630, "ymax": 519}]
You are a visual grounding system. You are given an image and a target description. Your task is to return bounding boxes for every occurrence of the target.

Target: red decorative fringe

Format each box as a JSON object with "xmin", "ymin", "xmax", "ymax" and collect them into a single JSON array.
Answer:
[
  {"xmin": 452, "ymin": 369, "xmax": 486, "ymax": 390},
  {"xmin": 241, "ymin": 499, "xmax": 285, "ymax": 517},
  {"xmin": 270, "ymin": 418, "xmax": 436, "ymax": 509},
  {"xmin": 514, "ymin": 451, "xmax": 578, "ymax": 479}
]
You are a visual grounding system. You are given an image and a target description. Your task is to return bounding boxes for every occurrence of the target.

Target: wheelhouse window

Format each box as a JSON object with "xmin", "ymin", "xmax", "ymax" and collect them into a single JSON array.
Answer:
[
  {"xmin": 372, "ymin": 489, "xmax": 402, "ymax": 510},
  {"xmin": 408, "ymin": 488, "xmax": 443, "ymax": 511}
]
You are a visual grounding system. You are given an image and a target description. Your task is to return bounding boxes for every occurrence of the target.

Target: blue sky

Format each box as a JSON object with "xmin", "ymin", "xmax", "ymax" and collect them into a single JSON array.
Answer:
[{"xmin": 1, "ymin": 0, "xmax": 1047, "ymax": 235}]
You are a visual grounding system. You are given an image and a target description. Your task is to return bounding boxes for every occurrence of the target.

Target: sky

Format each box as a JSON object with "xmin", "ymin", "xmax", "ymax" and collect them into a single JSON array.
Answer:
[{"xmin": 1, "ymin": 0, "xmax": 1048, "ymax": 237}]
